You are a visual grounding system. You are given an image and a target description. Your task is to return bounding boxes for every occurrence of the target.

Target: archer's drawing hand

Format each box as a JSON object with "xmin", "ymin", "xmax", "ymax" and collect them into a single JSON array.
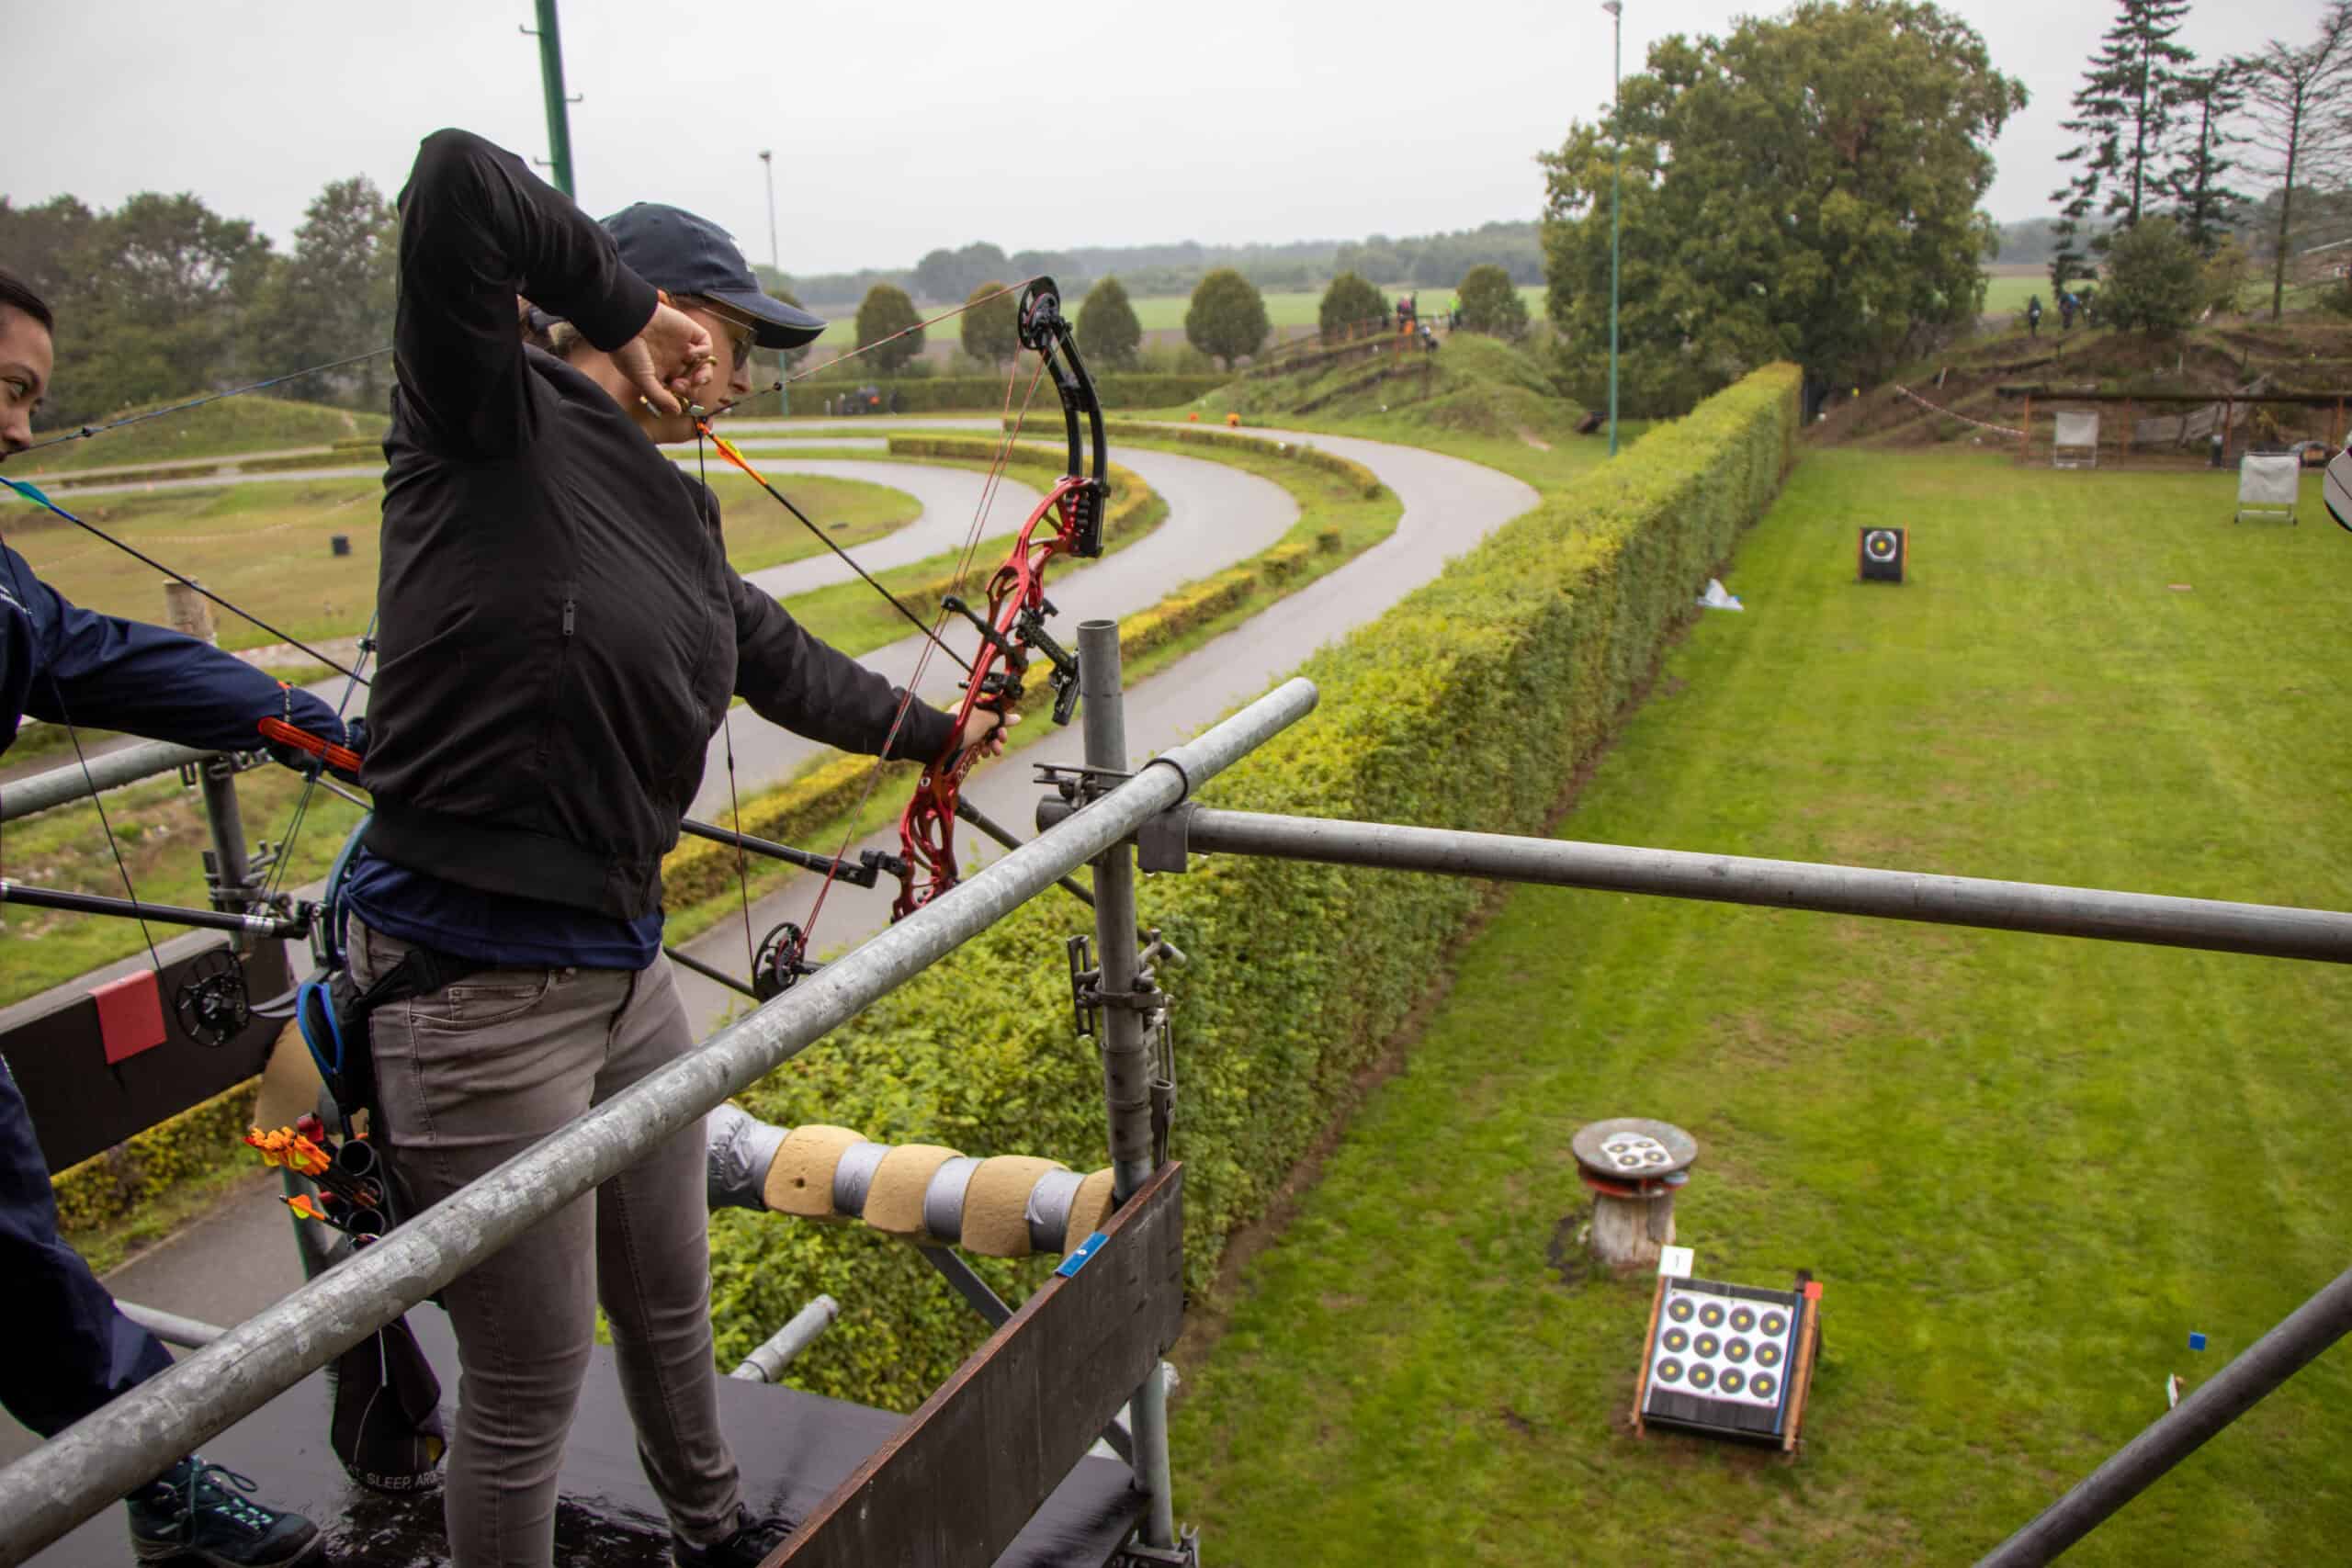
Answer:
[
  {"xmin": 952, "ymin": 707, "xmax": 1019, "ymax": 761},
  {"xmin": 618, "ymin": 299, "xmax": 717, "ymax": 415}
]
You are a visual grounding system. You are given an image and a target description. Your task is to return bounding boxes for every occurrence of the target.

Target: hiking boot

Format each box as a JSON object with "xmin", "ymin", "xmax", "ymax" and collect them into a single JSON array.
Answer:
[
  {"xmin": 126, "ymin": 1458, "xmax": 322, "ymax": 1567},
  {"xmin": 673, "ymin": 1505, "xmax": 794, "ymax": 1567}
]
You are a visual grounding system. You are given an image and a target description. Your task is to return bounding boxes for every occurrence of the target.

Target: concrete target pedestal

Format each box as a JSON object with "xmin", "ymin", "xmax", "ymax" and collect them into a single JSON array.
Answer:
[{"xmin": 1571, "ymin": 1118, "xmax": 1698, "ymax": 1271}]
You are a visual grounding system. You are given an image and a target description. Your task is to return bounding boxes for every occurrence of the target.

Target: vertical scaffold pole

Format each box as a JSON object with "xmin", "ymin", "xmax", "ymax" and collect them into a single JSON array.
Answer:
[{"xmin": 1078, "ymin": 618, "xmax": 1178, "ymax": 1551}]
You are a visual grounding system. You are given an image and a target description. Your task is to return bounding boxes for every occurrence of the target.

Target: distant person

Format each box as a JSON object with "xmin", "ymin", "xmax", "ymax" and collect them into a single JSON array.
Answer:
[
  {"xmin": 0, "ymin": 265, "xmax": 339, "ymax": 1566},
  {"xmin": 2059, "ymin": 292, "xmax": 2077, "ymax": 332},
  {"xmin": 2027, "ymin": 295, "xmax": 2043, "ymax": 338}
]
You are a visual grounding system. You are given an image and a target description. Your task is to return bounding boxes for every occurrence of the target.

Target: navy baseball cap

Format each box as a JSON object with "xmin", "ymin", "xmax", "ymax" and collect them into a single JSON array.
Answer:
[{"xmin": 601, "ymin": 202, "xmax": 827, "ymax": 350}]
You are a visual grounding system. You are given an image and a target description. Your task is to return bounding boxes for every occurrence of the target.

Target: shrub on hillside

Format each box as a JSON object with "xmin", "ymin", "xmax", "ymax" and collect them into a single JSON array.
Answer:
[
  {"xmin": 2103, "ymin": 218, "xmax": 2204, "ymax": 334},
  {"xmin": 854, "ymin": 284, "xmax": 925, "ymax": 373},
  {"xmin": 1186, "ymin": 268, "xmax": 1271, "ymax": 369},
  {"xmin": 960, "ymin": 279, "xmax": 1018, "ymax": 366},
  {"xmin": 1457, "ymin": 264, "xmax": 1529, "ymax": 340},
  {"xmin": 1318, "ymin": 272, "xmax": 1387, "ymax": 340},
  {"xmin": 1076, "ymin": 276, "xmax": 1143, "ymax": 369}
]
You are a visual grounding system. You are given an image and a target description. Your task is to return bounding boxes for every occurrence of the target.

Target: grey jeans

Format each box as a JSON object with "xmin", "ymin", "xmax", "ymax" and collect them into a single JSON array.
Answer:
[{"xmin": 353, "ymin": 920, "xmax": 742, "ymax": 1567}]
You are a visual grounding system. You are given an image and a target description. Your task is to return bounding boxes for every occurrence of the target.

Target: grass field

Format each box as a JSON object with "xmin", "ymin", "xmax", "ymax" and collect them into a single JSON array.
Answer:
[
  {"xmin": 19, "ymin": 395, "xmax": 381, "ymax": 476},
  {"xmin": 3, "ymin": 469, "xmax": 923, "ymax": 658},
  {"xmin": 1170, "ymin": 450, "xmax": 2352, "ymax": 1563}
]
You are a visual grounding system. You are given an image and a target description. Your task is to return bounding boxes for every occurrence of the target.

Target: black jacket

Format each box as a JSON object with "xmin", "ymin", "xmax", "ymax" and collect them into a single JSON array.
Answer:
[{"xmin": 363, "ymin": 130, "xmax": 953, "ymax": 919}]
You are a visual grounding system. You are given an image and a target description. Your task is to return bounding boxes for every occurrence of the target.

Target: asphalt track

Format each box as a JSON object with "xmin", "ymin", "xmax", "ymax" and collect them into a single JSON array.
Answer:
[{"xmin": 0, "ymin": 423, "xmax": 1536, "ymax": 1483}]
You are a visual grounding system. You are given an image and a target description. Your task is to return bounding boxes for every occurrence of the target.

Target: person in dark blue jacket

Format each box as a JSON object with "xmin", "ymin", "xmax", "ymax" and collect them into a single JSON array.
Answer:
[{"xmin": 1, "ymin": 267, "xmax": 330, "ymax": 1566}]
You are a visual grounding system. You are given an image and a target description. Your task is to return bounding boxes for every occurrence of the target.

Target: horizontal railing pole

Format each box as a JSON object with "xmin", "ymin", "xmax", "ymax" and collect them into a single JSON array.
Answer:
[
  {"xmin": 114, "ymin": 1302, "xmax": 228, "ymax": 1351},
  {"xmin": 1172, "ymin": 808, "xmax": 2352, "ymax": 965},
  {"xmin": 0, "ymin": 676, "xmax": 1316, "ymax": 1564},
  {"xmin": 1976, "ymin": 1261, "xmax": 2352, "ymax": 1566},
  {"xmin": 2, "ymin": 738, "xmax": 212, "ymax": 820}
]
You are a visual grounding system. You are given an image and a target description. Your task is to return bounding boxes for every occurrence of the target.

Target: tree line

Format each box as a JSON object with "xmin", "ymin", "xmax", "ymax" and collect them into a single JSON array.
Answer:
[
  {"xmin": 1536, "ymin": 0, "xmax": 2352, "ymax": 420},
  {"xmin": 1, "ymin": 177, "xmax": 398, "ymax": 432}
]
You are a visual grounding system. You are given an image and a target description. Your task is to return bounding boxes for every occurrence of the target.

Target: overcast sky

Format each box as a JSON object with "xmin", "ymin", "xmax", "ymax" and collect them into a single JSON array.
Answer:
[{"xmin": 4, "ymin": 0, "xmax": 2332, "ymax": 280}]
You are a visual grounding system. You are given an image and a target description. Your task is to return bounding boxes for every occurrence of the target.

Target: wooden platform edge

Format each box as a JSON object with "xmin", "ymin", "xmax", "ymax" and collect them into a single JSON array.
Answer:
[{"xmin": 774, "ymin": 1162, "xmax": 1186, "ymax": 1568}]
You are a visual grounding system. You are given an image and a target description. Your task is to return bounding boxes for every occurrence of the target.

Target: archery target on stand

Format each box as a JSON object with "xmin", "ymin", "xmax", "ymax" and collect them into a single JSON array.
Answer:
[
  {"xmin": 1858, "ymin": 527, "xmax": 1906, "ymax": 583},
  {"xmin": 1639, "ymin": 1279, "xmax": 1808, "ymax": 1444},
  {"xmin": 2325, "ymin": 446, "xmax": 2352, "ymax": 533}
]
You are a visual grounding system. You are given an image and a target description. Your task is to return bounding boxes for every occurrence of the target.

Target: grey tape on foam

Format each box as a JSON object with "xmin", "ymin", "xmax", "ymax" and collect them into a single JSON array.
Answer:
[
  {"xmin": 832, "ymin": 1141, "xmax": 889, "ymax": 1217},
  {"xmin": 924, "ymin": 1156, "xmax": 983, "ymax": 1243},
  {"xmin": 1026, "ymin": 1168, "xmax": 1085, "ymax": 1254}
]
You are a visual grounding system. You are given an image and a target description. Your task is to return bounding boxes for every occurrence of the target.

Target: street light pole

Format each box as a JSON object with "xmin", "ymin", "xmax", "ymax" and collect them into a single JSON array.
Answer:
[
  {"xmin": 1603, "ymin": 0, "xmax": 1623, "ymax": 459},
  {"xmin": 759, "ymin": 149, "xmax": 779, "ymax": 276}
]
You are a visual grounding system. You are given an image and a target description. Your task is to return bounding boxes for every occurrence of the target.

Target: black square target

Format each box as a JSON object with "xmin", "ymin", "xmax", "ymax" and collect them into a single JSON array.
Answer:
[{"xmin": 1641, "ymin": 1278, "xmax": 1809, "ymax": 1446}]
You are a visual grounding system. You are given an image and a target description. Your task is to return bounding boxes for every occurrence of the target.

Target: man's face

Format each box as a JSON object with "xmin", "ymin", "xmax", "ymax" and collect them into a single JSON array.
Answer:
[{"xmin": 0, "ymin": 304, "xmax": 55, "ymax": 462}]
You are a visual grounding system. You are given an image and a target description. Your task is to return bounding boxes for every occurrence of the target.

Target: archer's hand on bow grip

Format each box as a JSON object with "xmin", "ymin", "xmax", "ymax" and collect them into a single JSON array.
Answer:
[
  {"xmin": 943, "ymin": 705, "xmax": 1018, "ymax": 765},
  {"xmin": 258, "ymin": 716, "xmax": 367, "ymax": 784}
]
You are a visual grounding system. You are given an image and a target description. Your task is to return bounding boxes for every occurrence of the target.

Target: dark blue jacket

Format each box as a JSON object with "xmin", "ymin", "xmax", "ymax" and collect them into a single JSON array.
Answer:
[{"xmin": 0, "ymin": 541, "xmax": 345, "ymax": 760}]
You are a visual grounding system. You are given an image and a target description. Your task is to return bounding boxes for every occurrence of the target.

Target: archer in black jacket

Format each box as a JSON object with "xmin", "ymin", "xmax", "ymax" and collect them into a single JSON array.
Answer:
[
  {"xmin": 350, "ymin": 131, "xmax": 984, "ymax": 1568},
  {"xmin": 364, "ymin": 129, "xmax": 961, "ymax": 919}
]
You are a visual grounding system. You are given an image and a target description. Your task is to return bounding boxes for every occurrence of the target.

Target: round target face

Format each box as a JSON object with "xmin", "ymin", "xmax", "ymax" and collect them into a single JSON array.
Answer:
[
  {"xmin": 1864, "ymin": 529, "xmax": 1898, "ymax": 561},
  {"xmin": 1662, "ymin": 1328, "xmax": 1690, "ymax": 1354},
  {"xmin": 1655, "ymin": 1358, "xmax": 1684, "ymax": 1383},
  {"xmin": 1719, "ymin": 1369, "xmax": 1746, "ymax": 1395},
  {"xmin": 1668, "ymin": 1297, "xmax": 1696, "ymax": 1324},
  {"xmin": 1756, "ymin": 1341, "xmax": 1783, "ymax": 1369},
  {"xmin": 1699, "ymin": 1303, "xmax": 1726, "ymax": 1328},
  {"xmin": 1761, "ymin": 1312, "xmax": 1788, "ymax": 1337},
  {"xmin": 1729, "ymin": 1307, "xmax": 1757, "ymax": 1333},
  {"xmin": 1602, "ymin": 1133, "xmax": 1672, "ymax": 1170},
  {"xmin": 1688, "ymin": 1364, "xmax": 1714, "ymax": 1391},
  {"xmin": 1694, "ymin": 1333, "xmax": 1720, "ymax": 1359},
  {"xmin": 1724, "ymin": 1337, "xmax": 1751, "ymax": 1363},
  {"xmin": 1750, "ymin": 1373, "xmax": 1777, "ymax": 1400}
]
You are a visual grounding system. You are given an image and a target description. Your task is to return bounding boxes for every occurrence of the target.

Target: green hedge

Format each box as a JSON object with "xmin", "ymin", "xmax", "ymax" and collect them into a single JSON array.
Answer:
[
  {"xmin": 801, "ymin": 374, "xmax": 1227, "ymax": 413},
  {"xmin": 52, "ymin": 1077, "xmax": 261, "ymax": 1236},
  {"xmin": 705, "ymin": 364, "xmax": 1803, "ymax": 1410}
]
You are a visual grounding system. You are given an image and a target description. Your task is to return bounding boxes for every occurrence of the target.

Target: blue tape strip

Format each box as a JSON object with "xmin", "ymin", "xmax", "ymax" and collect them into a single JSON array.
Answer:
[{"xmin": 1056, "ymin": 1231, "xmax": 1108, "ymax": 1278}]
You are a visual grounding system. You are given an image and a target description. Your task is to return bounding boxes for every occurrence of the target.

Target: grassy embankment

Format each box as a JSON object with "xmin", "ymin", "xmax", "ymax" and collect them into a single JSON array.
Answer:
[
  {"xmin": 1170, "ymin": 450, "xmax": 2352, "ymax": 1563},
  {"xmin": 18, "ymin": 395, "xmax": 382, "ymax": 476}
]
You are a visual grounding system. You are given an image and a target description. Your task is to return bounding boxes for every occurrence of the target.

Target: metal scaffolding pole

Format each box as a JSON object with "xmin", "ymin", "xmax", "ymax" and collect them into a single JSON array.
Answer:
[
  {"xmin": 1151, "ymin": 808, "xmax": 2352, "ymax": 965},
  {"xmin": 1977, "ymin": 1261, "xmax": 2352, "ymax": 1566},
  {"xmin": 2, "ymin": 738, "xmax": 210, "ymax": 821},
  {"xmin": 0, "ymin": 677, "xmax": 1316, "ymax": 1566},
  {"xmin": 1079, "ymin": 621, "xmax": 1177, "ymax": 1550}
]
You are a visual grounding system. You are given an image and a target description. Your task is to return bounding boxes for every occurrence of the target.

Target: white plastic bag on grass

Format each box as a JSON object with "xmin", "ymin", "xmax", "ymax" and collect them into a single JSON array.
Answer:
[{"xmin": 1697, "ymin": 578, "xmax": 1744, "ymax": 612}]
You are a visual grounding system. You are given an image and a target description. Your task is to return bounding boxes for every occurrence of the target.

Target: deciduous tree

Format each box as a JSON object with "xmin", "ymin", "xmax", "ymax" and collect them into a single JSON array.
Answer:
[
  {"xmin": 1456, "ymin": 265, "xmax": 1529, "ymax": 340},
  {"xmin": 1075, "ymin": 276, "xmax": 1142, "ymax": 368},
  {"xmin": 2101, "ymin": 216, "xmax": 2203, "ymax": 332},
  {"xmin": 1184, "ymin": 268, "xmax": 1269, "ymax": 370},
  {"xmin": 959, "ymin": 279, "xmax": 1018, "ymax": 367},
  {"xmin": 854, "ymin": 283, "xmax": 925, "ymax": 374},
  {"xmin": 1317, "ymin": 271, "xmax": 1386, "ymax": 339},
  {"xmin": 254, "ymin": 175, "xmax": 398, "ymax": 409},
  {"xmin": 1540, "ymin": 0, "xmax": 2023, "ymax": 414}
]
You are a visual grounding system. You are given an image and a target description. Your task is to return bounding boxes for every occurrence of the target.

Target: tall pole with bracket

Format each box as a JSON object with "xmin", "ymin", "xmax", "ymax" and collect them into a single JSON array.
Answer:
[
  {"xmin": 1604, "ymin": 0, "xmax": 1624, "ymax": 459},
  {"xmin": 529, "ymin": 0, "xmax": 577, "ymax": 197}
]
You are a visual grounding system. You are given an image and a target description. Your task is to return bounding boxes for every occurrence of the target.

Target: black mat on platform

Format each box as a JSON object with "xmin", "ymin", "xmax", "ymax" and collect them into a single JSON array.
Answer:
[{"xmin": 30, "ymin": 1310, "xmax": 1145, "ymax": 1567}]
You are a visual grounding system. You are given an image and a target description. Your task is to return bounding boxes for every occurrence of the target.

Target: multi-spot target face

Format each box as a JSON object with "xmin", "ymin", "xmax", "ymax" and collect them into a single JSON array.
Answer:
[
  {"xmin": 1642, "ymin": 1279, "xmax": 1804, "ymax": 1442},
  {"xmin": 1597, "ymin": 1131, "xmax": 1676, "ymax": 1176}
]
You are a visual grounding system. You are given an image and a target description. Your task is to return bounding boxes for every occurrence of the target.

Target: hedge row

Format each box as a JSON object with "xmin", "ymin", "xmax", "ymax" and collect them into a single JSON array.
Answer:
[
  {"xmin": 52, "ymin": 1077, "xmax": 260, "ymax": 1235},
  {"xmin": 800, "ymin": 374, "xmax": 1228, "ymax": 414},
  {"xmin": 704, "ymin": 364, "xmax": 1804, "ymax": 1410}
]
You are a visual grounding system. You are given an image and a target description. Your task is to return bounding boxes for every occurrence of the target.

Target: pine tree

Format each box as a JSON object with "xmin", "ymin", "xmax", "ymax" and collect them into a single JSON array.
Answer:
[
  {"xmin": 2164, "ymin": 64, "xmax": 2247, "ymax": 254},
  {"xmin": 2050, "ymin": 0, "xmax": 2197, "ymax": 276}
]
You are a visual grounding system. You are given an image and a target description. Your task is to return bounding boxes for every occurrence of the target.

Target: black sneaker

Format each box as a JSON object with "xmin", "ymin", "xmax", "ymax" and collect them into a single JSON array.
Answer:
[
  {"xmin": 126, "ymin": 1458, "xmax": 322, "ymax": 1567},
  {"xmin": 673, "ymin": 1506, "xmax": 794, "ymax": 1567}
]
